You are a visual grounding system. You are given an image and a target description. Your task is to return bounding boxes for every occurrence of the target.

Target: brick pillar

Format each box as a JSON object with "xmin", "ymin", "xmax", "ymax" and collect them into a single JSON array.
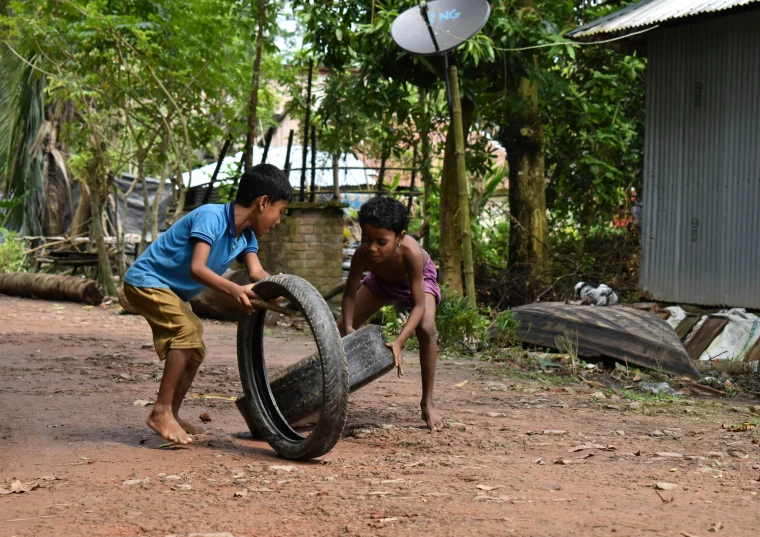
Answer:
[{"xmin": 256, "ymin": 202, "xmax": 346, "ymax": 295}]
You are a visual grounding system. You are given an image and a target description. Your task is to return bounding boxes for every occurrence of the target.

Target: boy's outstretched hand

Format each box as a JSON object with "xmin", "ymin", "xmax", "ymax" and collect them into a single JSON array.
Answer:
[
  {"xmin": 386, "ymin": 340, "xmax": 404, "ymax": 377},
  {"xmin": 231, "ymin": 283, "xmax": 258, "ymax": 314}
]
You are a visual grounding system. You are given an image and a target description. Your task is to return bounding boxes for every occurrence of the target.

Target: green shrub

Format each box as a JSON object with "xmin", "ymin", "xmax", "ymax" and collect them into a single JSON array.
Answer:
[
  {"xmin": 435, "ymin": 285, "xmax": 489, "ymax": 353},
  {"xmin": 0, "ymin": 228, "xmax": 27, "ymax": 273},
  {"xmin": 488, "ymin": 309, "xmax": 520, "ymax": 349},
  {"xmin": 377, "ymin": 285, "xmax": 520, "ymax": 356}
]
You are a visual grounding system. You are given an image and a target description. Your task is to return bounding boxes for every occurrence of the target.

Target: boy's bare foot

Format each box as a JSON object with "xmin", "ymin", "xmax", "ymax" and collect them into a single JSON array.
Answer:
[
  {"xmin": 175, "ymin": 416, "xmax": 206, "ymax": 435},
  {"xmin": 147, "ymin": 408, "xmax": 193, "ymax": 444},
  {"xmin": 421, "ymin": 402, "xmax": 446, "ymax": 431}
]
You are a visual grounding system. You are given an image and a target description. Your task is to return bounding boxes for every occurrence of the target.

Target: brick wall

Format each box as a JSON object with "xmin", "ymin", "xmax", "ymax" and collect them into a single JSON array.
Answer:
[{"xmin": 256, "ymin": 202, "xmax": 345, "ymax": 295}]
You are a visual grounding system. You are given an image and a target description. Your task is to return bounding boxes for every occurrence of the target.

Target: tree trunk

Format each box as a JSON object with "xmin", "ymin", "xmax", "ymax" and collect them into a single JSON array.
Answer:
[
  {"xmin": 67, "ymin": 181, "xmax": 90, "ymax": 237},
  {"xmin": 151, "ymin": 175, "xmax": 166, "ymax": 243},
  {"xmin": 86, "ymin": 144, "xmax": 118, "ymax": 297},
  {"xmin": 417, "ymin": 89, "xmax": 434, "ymax": 252},
  {"xmin": 245, "ymin": 0, "xmax": 266, "ymax": 170},
  {"xmin": 501, "ymin": 75, "xmax": 551, "ymax": 299},
  {"xmin": 439, "ymin": 97, "xmax": 474, "ymax": 295},
  {"xmin": 138, "ymin": 157, "xmax": 149, "ymax": 255},
  {"xmin": 42, "ymin": 116, "xmax": 71, "ymax": 236},
  {"xmin": 168, "ymin": 167, "xmax": 187, "ymax": 226},
  {"xmin": 115, "ymin": 183, "xmax": 126, "ymax": 279},
  {"xmin": 0, "ymin": 272, "xmax": 104, "ymax": 305},
  {"xmin": 449, "ymin": 66, "xmax": 476, "ymax": 307},
  {"xmin": 332, "ymin": 153, "xmax": 340, "ymax": 200},
  {"xmin": 151, "ymin": 135, "xmax": 171, "ymax": 243}
]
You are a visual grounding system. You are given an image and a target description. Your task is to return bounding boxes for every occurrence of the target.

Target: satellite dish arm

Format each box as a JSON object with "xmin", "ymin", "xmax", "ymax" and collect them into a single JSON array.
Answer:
[
  {"xmin": 418, "ymin": 2, "xmax": 452, "ymax": 114},
  {"xmin": 418, "ymin": 2, "xmax": 440, "ymax": 53}
]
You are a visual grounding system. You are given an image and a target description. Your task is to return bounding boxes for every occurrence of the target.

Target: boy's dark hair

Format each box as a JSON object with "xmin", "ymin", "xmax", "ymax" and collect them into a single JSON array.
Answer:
[
  {"xmin": 235, "ymin": 164, "xmax": 293, "ymax": 207},
  {"xmin": 358, "ymin": 195, "xmax": 409, "ymax": 235}
]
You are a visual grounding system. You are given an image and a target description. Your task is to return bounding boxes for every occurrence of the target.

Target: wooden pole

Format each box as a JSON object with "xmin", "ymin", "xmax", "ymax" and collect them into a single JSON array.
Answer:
[
  {"xmin": 204, "ymin": 137, "xmax": 231, "ymax": 205},
  {"xmin": 300, "ymin": 59, "xmax": 313, "ymax": 202},
  {"xmin": 260, "ymin": 126, "xmax": 275, "ymax": 164},
  {"xmin": 449, "ymin": 65, "xmax": 476, "ymax": 308},
  {"xmin": 284, "ymin": 129, "xmax": 295, "ymax": 175},
  {"xmin": 245, "ymin": 0, "xmax": 266, "ymax": 169},
  {"xmin": 309, "ymin": 125, "xmax": 317, "ymax": 202},
  {"xmin": 408, "ymin": 142, "xmax": 418, "ymax": 211},
  {"xmin": 231, "ymin": 131, "xmax": 250, "ymax": 195},
  {"xmin": 332, "ymin": 153, "xmax": 340, "ymax": 200},
  {"xmin": 376, "ymin": 144, "xmax": 388, "ymax": 196}
]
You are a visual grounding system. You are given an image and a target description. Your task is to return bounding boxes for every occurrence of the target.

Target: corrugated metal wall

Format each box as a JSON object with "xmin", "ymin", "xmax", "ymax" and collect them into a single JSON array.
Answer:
[{"xmin": 641, "ymin": 9, "xmax": 760, "ymax": 307}]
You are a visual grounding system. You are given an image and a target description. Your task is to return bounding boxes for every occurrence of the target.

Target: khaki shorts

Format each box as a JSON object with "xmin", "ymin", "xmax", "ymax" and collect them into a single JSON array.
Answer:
[{"xmin": 123, "ymin": 283, "xmax": 206, "ymax": 363}]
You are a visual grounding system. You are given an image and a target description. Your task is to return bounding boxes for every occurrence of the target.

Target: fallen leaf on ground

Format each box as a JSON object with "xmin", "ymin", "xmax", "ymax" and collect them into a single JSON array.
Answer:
[
  {"xmin": 269, "ymin": 465, "xmax": 298, "ymax": 472},
  {"xmin": 1, "ymin": 480, "xmax": 40, "ymax": 494},
  {"xmin": 569, "ymin": 444, "xmax": 615, "ymax": 452},
  {"xmin": 133, "ymin": 400, "xmax": 153, "ymax": 407},
  {"xmin": 187, "ymin": 393, "xmax": 238, "ymax": 401},
  {"xmin": 455, "ymin": 380, "xmax": 469, "ymax": 388}
]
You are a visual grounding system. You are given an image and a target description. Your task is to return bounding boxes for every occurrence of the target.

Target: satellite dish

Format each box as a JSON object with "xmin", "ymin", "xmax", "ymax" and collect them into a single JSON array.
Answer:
[{"xmin": 391, "ymin": 0, "xmax": 491, "ymax": 56}]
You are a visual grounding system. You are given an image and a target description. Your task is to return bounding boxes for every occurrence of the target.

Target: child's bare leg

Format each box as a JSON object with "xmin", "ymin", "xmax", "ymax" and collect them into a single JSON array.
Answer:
[
  {"xmin": 147, "ymin": 349, "xmax": 195, "ymax": 444},
  {"xmin": 416, "ymin": 293, "xmax": 445, "ymax": 431},
  {"xmin": 337, "ymin": 285, "xmax": 388, "ymax": 336},
  {"xmin": 171, "ymin": 357, "xmax": 206, "ymax": 435}
]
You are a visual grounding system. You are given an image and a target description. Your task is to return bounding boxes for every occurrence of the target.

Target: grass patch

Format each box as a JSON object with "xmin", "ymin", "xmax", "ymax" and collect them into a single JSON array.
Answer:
[
  {"xmin": 499, "ymin": 366, "xmax": 579, "ymax": 386},
  {"xmin": 621, "ymin": 389, "xmax": 682, "ymax": 404}
]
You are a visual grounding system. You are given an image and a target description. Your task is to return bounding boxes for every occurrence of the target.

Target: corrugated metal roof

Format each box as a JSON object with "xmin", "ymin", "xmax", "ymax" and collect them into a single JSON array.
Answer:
[{"xmin": 569, "ymin": 0, "xmax": 760, "ymax": 38}]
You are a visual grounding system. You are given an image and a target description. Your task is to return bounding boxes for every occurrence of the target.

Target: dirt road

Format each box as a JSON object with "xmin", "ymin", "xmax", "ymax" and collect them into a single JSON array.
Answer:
[{"xmin": 1, "ymin": 295, "xmax": 759, "ymax": 536}]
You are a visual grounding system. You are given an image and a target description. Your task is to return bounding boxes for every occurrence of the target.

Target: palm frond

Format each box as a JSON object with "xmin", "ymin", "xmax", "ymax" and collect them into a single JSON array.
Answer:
[
  {"xmin": 3, "ymin": 55, "xmax": 46, "ymax": 235},
  {"xmin": 0, "ymin": 43, "xmax": 24, "ymax": 194}
]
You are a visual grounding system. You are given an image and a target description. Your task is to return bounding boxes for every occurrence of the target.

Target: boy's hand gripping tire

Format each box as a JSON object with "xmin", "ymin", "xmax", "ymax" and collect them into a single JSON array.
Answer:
[{"xmin": 237, "ymin": 275, "xmax": 349, "ymax": 460}]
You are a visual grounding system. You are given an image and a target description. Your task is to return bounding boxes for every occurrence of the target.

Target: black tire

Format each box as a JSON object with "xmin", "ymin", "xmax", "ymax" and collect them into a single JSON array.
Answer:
[{"xmin": 237, "ymin": 274, "xmax": 349, "ymax": 460}]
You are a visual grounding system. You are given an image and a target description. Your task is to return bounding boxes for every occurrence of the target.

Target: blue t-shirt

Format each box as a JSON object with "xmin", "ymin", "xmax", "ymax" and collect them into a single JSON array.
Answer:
[{"xmin": 125, "ymin": 203, "xmax": 258, "ymax": 302}]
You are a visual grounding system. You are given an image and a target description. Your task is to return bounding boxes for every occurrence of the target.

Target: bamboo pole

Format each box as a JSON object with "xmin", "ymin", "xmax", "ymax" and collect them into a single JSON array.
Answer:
[{"xmin": 449, "ymin": 66, "xmax": 476, "ymax": 308}]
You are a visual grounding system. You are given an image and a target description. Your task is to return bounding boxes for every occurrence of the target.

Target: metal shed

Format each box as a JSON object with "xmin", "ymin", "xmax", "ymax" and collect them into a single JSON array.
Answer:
[{"xmin": 570, "ymin": 0, "xmax": 760, "ymax": 308}]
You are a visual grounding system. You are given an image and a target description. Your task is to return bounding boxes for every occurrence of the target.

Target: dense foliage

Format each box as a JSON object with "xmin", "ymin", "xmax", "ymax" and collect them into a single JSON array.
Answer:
[{"xmin": 1, "ymin": 0, "xmax": 646, "ymax": 302}]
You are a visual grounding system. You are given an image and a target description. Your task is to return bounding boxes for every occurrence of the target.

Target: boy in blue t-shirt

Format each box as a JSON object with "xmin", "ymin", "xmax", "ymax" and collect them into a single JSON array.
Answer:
[{"xmin": 124, "ymin": 164, "xmax": 292, "ymax": 445}]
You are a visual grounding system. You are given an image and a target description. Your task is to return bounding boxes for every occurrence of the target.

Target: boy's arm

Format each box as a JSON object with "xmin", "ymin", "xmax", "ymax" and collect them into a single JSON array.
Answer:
[
  {"xmin": 189, "ymin": 241, "xmax": 257, "ymax": 314},
  {"xmin": 341, "ymin": 251, "xmax": 365, "ymax": 334},
  {"xmin": 242, "ymin": 252, "xmax": 269, "ymax": 282}
]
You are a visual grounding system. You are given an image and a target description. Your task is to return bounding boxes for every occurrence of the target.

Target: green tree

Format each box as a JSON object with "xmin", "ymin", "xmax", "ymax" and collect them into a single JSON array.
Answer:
[{"xmin": 2, "ymin": 0, "xmax": 287, "ymax": 294}]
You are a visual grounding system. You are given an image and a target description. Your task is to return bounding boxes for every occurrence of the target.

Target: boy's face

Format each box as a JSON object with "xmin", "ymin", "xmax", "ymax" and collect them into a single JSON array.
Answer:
[
  {"xmin": 251, "ymin": 197, "xmax": 289, "ymax": 236},
  {"xmin": 360, "ymin": 224, "xmax": 404, "ymax": 264}
]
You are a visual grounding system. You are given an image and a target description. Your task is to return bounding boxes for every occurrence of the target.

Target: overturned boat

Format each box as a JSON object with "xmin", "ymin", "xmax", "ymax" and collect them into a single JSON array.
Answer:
[{"xmin": 512, "ymin": 303, "xmax": 700, "ymax": 379}]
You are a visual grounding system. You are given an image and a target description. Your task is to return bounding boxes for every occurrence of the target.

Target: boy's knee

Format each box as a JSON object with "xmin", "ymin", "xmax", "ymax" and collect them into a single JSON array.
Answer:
[{"xmin": 416, "ymin": 321, "xmax": 436, "ymax": 344}]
